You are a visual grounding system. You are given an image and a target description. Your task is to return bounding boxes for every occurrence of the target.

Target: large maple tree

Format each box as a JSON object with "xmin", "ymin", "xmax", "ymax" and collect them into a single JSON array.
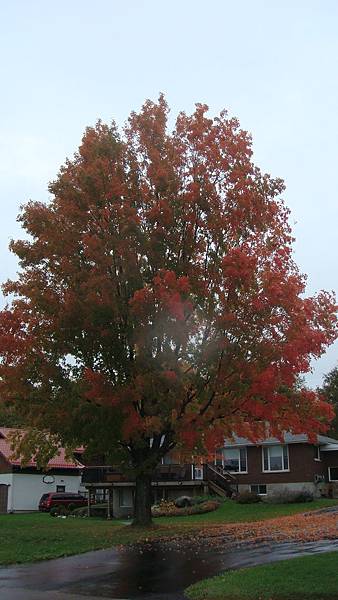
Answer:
[
  {"xmin": 320, "ymin": 365, "xmax": 338, "ymax": 437},
  {"xmin": 0, "ymin": 96, "xmax": 337, "ymax": 525}
]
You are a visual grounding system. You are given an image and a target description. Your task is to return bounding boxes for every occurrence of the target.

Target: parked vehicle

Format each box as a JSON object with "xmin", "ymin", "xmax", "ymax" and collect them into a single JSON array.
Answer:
[{"xmin": 38, "ymin": 492, "xmax": 87, "ymax": 512}]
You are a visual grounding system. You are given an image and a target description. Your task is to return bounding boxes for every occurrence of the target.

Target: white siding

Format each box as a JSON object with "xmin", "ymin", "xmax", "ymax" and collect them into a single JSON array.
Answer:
[{"xmin": 10, "ymin": 473, "xmax": 83, "ymax": 511}]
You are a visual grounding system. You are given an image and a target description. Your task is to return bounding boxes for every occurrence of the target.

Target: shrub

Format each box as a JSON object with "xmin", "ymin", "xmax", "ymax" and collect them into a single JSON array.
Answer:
[
  {"xmin": 49, "ymin": 505, "xmax": 70, "ymax": 517},
  {"xmin": 72, "ymin": 504, "xmax": 109, "ymax": 518},
  {"xmin": 189, "ymin": 499, "xmax": 219, "ymax": 515},
  {"xmin": 72, "ymin": 506, "xmax": 88, "ymax": 518},
  {"xmin": 49, "ymin": 506, "xmax": 60, "ymax": 517},
  {"xmin": 236, "ymin": 491, "xmax": 261, "ymax": 504},
  {"xmin": 58, "ymin": 506, "xmax": 70, "ymax": 516},
  {"xmin": 67, "ymin": 503, "xmax": 77, "ymax": 513},
  {"xmin": 91, "ymin": 504, "xmax": 109, "ymax": 517},
  {"xmin": 152, "ymin": 500, "xmax": 176, "ymax": 516},
  {"xmin": 152, "ymin": 499, "xmax": 220, "ymax": 517},
  {"xmin": 267, "ymin": 488, "xmax": 314, "ymax": 504},
  {"xmin": 292, "ymin": 491, "xmax": 313, "ymax": 503},
  {"xmin": 174, "ymin": 495, "xmax": 194, "ymax": 508}
]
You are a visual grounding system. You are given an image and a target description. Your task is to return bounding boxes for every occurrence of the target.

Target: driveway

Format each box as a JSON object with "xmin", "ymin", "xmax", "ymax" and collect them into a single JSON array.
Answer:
[{"xmin": 1, "ymin": 537, "xmax": 338, "ymax": 600}]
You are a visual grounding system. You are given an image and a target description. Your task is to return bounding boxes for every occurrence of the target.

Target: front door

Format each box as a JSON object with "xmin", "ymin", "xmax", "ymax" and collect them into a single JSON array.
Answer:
[{"xmin": 0, "ymin": 484, "xmax": 8, "ymax": 513}]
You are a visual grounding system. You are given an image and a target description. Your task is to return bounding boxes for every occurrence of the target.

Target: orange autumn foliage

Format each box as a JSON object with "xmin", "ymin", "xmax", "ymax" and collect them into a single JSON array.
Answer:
[{"xmin": 0, "ymin": 95, "xmax": 336, "ymax": 470}]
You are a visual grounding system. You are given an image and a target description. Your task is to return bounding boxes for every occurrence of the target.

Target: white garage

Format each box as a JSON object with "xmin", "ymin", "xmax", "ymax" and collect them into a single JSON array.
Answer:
[{"xmin": 0, "ymin": 427, "xmax": 84, "ymax": 512}]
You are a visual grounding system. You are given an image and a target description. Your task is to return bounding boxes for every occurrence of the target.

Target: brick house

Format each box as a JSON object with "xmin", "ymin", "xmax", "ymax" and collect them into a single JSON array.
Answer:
[
  {"xmin": 220, "ymin": 433, "xmax": 338, "ymax": 497},
  {"xmin": 0, "ymin": 428, "xmax": 84, "ymax": 513},
  {"xmin": 82, "ymin": 432, "xmax": 338, "ymax": 518}
]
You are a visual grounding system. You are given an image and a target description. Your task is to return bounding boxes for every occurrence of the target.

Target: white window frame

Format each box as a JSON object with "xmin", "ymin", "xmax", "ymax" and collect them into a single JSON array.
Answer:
[
  {"xmin": 223, "ymin": 447, "xmax": 248, "ymax": 473},
  {"xmin": 262, "ymin": 445, "xmax": 289, "ymax": 473},
  {"xmin": 328, "ymin": 467, "xmax": 338, "ymax": 482},
  {"xmin": 250, "ymin": 484, "xmax": 267, "ymax": 495},
  {"xmin": 193, "ymin": 465, "xmax": 204, "ymax": 480}
]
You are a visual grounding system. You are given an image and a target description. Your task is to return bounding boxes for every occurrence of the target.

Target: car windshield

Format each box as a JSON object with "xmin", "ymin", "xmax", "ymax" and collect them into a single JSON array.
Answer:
[{"xmin": 40, "ymin": 494, "xmax": 49, "ymax": 502}]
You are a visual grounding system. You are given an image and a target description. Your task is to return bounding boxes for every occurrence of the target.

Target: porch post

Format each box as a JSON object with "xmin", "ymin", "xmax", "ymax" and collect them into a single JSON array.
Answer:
[
  {"xmin": 87, "ymin": 488, "xmax": 92, "ymax": 517},
  {"xmin": 107, "ymin": 487, "xmax": 112, "ymax": 520}
]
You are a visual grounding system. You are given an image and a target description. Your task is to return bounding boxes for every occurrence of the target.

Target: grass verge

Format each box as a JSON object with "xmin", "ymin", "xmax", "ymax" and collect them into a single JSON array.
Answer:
[{"xmin": 185, "ymin": 550, "xmax": 338, "ymax": 599}]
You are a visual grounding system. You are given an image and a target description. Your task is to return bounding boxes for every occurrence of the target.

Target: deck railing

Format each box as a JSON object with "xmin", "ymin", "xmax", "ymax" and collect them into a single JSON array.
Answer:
[
  {"xmin": 82, "ymin": 462, "xmax": 238, "ymax": 491},
  {"xmin": 82, "ymin": 463, "xmax": 195, "ymax": 485},
  {"xmin": 205, "ymin": 464, "xmax": 238, "ymax": 494}
]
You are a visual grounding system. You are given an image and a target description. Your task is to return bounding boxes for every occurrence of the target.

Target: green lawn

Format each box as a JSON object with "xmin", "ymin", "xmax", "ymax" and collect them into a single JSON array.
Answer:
[
  {"xmin": 157, "ymin": 497, "xmax": 338, "ymax": 524},
  {"xmin": 186, "ymin": 551, "xmax": 338, "ymax": 599},
  {"xmin": 0, "ymin": 513, "xmax": 169, "ymax": 564},
  {"xmin": 0, "ymin": 498, "xmax": 338, "ymax": 565}
]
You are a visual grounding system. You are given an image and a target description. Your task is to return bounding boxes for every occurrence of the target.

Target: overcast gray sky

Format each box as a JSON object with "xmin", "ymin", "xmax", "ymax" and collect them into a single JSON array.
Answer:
[{"xmin": 1, "ymin": 0, "xmax": 337, "ymax": 387}]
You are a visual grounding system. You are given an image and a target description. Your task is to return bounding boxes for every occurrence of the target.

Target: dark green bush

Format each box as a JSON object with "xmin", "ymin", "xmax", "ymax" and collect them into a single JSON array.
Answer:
[
  {"xmin": 236, "ymin": 491, "xmax": 261, "ymax": 504},
  {"xmin": 49, "ymin": 506, "xmax": 60, "ymax": 517},
  {"xmin": 290, "ymin": 491, "xmax": 313, "ymax": 503},
  {"xmin": 174, "ymin": 496, "xmax": 193, "ymax": 508},
  {"xmin": 267, "ymin": 489, "xmax": 314, "ymax": 504},
  {"xmin": 72, "ymin": 504, "xmax": 108, "ymax": 518},
  {"xmin": 58, "ymin": 506, "xmax": 70, "ymax": 516},
  {"xmin": 49, "ymin": 505, "xmax": 70, "ymax": 517},
  {"xmin": 72, "ymin": 507, "xmax": 88, "ymax": 517}
]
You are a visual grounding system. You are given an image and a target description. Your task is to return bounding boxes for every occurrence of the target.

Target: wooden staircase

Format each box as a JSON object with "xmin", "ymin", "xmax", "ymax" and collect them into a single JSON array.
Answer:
[{"xmin": 205, "ymin": 464, "xmax": 238, "ymax": 498}]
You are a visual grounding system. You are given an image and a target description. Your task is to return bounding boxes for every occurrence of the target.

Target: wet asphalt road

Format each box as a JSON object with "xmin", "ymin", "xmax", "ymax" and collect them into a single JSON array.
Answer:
[{"xmin": 1, "ymin": 538, "xmax": 338, "ymax": 599}]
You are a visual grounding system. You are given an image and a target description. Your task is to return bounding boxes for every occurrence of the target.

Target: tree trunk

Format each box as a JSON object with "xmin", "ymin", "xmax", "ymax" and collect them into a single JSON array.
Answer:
[{"xmin": 132, "ymin": 472, "xmax": 153, "ymax": 527}]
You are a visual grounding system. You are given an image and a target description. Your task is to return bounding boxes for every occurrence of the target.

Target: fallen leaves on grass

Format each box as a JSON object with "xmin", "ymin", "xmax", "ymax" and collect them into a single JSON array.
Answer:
[{"xmin": 120, "ymin": 509, "xmax": 338, "ymax": 554}]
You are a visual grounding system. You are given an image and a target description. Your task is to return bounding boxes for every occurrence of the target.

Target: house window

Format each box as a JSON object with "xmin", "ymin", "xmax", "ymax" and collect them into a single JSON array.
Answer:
[
  {"xmin": 193, "ymin": 466, "xmax": 204, "ymax": 480},
  {"xmin": 119, "ymin": 488, "xmax": 133, "ymax": 508},
  {"xmin": 161, "ymin": 453, "xmax": 177, "ymax": 465},
  {"xmin": 328, "ymin": 467, "xmax": 338, "ymax": 482},
  {"xmin": 215, "ymin": 450, "xmax": 224, "ymax": 467},
  {"xmin": 263, "ymin": 445, "xmax": 289, "ymax": 472},
  {"xmin": 56, "ymin": 485, "xmax": 65, "ymax": 493},
  {"xmin": 223, "ymin": 448, "xmax": 247, "ymax": 473},
  {"xmin": 314, "ymin": 446, "xmax": 321, "ymax": 461},
  {"xmin": 250, "ymin": 484, "xmax": 267, "ymax": 495}
]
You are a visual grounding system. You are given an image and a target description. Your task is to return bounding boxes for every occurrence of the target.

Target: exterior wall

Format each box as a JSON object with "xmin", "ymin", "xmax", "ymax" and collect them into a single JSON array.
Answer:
[
  {"xmin": 321, "ymin": 451, "xmax": 338, "ymax": 497},
  {"xmin": 235, "ymin": 444, "xmax": 324, "ymax": 486},
  {"xmin": 322, "ymin": 450, "xmax": 338, "ymax": 479},
  {"xmin": 113, "ymin": 486, "xmax": 133, "ymax": 519},
  {"xmin": 0, "ymin": 473, "xmax": 13, "ymax": 511},
  {"xmin": 231, "ymin": 446, "xmax": 338, "ymax": 497},
  {"xmin": 10, "ymin": 473, "xmax": 83, "ymax": 511},
  {"xmin": 111, "ymin": 482, "xmax": 206, "ymax": 519},
  {"xmin": 238, "ymin": 481, "xmax": 318, "ymax": 497}
]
